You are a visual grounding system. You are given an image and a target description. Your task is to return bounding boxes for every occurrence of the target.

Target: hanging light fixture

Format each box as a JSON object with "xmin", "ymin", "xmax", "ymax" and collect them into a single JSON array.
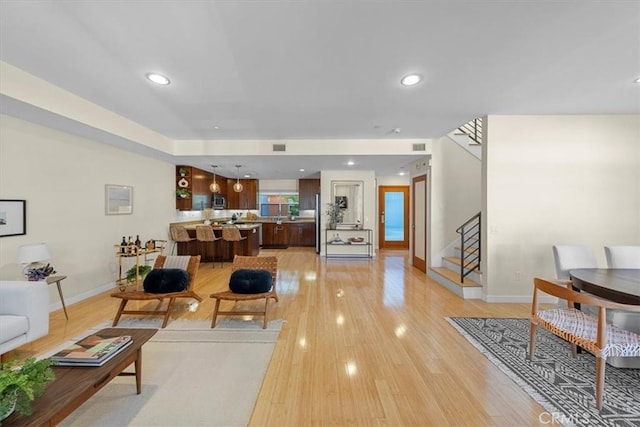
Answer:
[
  {"xmin": 209, "ymin": 165, "xmax": 220, "ymax": 193},
  {"xmin": 233, "ymin": 165, "xmax": 243, "ymax": 193}
]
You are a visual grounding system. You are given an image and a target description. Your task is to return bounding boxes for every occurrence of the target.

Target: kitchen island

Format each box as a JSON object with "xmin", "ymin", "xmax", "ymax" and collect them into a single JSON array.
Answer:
[{"xmin": 174, "ymin": 223, "xmax": 261, "ymax": 260}]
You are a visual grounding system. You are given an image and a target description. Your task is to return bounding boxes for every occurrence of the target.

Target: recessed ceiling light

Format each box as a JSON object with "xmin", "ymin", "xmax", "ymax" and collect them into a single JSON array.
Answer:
[
  {"xmin": 399, "ymin": 171, "xmax": 406, "ymax": 176},
  {"xmin": 146, "ymin": 73, "xmax": 170, "ymax": 85},
  {"xmin": 347, "ymin": 160, "xmax": 355, "ymax": 166},
  {"xmin": 634, "ymin": 77, "xmax": 640, "ymax": 84},
  {"xmin": 213, "ymin": 125, "xmax": 220, "ymax": 130},
  {"xmin": 299, "ymin": 168, "xmax": 305, "ymax": 172},
  {"xmin": 243, "ymin": 174, "xmax": 251, "ymax": 178},
  {"xmin": 401, "ymin": 74, "xmax": 422, "ymax": 86}
]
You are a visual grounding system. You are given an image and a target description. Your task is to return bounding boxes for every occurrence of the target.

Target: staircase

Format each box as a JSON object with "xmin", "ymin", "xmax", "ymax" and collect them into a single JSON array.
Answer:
[{"xmin": 429, "ymin": 212, "xmax": 483, "ymax": 299}]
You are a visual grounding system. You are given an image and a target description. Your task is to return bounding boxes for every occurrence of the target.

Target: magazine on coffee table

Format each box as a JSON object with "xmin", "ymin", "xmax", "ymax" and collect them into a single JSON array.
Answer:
[{"xmin": 50, "ymin": 334, "xmax": 133, "ymax": 366}]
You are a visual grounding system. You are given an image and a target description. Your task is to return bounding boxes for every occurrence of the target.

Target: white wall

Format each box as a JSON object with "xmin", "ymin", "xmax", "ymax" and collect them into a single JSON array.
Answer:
[
  {"xmin": 0, "ymin": 115, "xmax": 175, "ymax": 308},
  {"xmin": 430, "ymin": 136, "xmax": 482, "ymax": 265},
  {"xmin": 482, "ymin": 115, "xmax": 640, "ymax": 301}
]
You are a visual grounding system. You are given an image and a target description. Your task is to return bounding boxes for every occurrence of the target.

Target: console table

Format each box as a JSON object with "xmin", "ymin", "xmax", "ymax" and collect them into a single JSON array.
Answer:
[{"xmin": 325, "ymin": 228, "xmax": 373, "ymax": 258}]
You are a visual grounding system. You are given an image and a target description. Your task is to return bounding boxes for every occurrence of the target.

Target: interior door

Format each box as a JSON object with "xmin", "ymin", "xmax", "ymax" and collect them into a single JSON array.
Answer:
[
  {"xmin": 412, "ymin": 175, "xmax": 427, "ymax": 272},
  {"xmin": 378, "ymin": 186, "xmax": 409, "ymax": 249}
]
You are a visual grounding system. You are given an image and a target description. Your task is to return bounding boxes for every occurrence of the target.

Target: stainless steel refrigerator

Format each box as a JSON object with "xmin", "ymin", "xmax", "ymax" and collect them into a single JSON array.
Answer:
[{"xmin": 315, "ymin": 194, "xmax": 321, "ymax": 254}]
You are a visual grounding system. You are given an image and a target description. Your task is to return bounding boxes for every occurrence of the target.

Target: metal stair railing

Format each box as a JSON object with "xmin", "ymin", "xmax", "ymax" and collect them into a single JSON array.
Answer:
[
  {"xmin": 457, "ymin": 118, "xmax": 483, "ymax": 144},
  {"xmin": 455, "ymin": 212, "xmax": 481, "ymax": 283}
]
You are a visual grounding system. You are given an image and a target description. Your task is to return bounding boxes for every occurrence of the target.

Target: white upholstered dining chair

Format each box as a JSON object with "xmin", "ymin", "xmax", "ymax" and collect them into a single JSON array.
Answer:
[
  {"xmin": 603, "ymin": 245, "xmax": 640, "ymax": 368},
  {"xmin": 604, "ymin": 245, "xmax": 640, "ymax": 269}
]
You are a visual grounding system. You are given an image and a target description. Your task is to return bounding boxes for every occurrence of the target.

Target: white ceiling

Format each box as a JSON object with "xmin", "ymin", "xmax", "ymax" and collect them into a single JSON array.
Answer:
[{"xmin": 0, "ymin": 1, "xmax": 638, "ymax": 178}]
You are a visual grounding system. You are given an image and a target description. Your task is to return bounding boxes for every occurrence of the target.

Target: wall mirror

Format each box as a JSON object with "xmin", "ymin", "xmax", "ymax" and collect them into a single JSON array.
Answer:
[
  {"xmin": 105, "ymin": 184, "xmax": 133, "ymax": 215},
  {"xmin": 331, "ymin": 180, "xmax": 364, "ymax": 226}
]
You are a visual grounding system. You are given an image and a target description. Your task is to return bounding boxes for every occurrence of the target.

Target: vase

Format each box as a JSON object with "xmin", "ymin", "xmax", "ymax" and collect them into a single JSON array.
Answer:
[
  {"xmin": 328, "ymin": 223, "xmax": 337, "ymax": 230},
  {"xmin": 204, "ymin": 220, "xmax": 211, "ymax": 226},
  {"xmin": 0, "ymin": 389, "xmax": 17, "ymax": 422}
]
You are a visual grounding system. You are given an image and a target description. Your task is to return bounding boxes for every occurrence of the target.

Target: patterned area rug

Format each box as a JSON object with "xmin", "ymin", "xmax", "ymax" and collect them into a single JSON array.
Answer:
[{"xmin": 447, "ymin": 317, "xmax": 640, "ymax": 427}]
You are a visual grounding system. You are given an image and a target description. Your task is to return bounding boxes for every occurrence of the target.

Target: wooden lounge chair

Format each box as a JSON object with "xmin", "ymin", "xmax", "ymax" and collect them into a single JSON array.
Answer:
[
  {"xmin": 111, "ymin": 255, "xmax": 201, "ymax": 328},
  {"xmin": 529, "ymin": 277, "xmax": 640, "ymax": 410},
  {"xmin": 210, "ymin": 255, "xmax": 278, "ymax": 329}
]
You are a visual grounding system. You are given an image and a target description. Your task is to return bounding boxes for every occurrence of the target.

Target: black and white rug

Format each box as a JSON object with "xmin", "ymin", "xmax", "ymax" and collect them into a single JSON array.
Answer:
[{"xmin": 446, "ymin": 317, "xmax": 640, "ymax": 427}]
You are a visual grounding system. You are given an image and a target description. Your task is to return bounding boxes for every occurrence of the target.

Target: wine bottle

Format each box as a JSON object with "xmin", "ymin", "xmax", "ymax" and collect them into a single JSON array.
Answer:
[
  {"xmin": 120, "ymin": 236, "xmax": 127, "ymax": 253},
  {"xmin": 135, "ymin": 235, "xmax": 141, "ymax": 248}
]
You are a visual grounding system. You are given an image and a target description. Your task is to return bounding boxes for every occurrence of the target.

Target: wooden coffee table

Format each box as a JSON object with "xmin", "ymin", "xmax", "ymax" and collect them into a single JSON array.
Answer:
[{"xmin": 4, "ymin": 328, "xmax": 157, "ymax": 426}]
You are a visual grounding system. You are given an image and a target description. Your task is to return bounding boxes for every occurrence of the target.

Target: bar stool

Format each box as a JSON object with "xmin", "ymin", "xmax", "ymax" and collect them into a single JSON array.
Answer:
[
  {"xmin": 169, "ymin": 224, "xmax": 195, "ymax": 255},
  {"xmin": 222, "ymin": 226, "xmax": 247, "ymax": 263},
  {"xmin": 196, "ymin": 225, "xmax": 222, "ymax": 268}
]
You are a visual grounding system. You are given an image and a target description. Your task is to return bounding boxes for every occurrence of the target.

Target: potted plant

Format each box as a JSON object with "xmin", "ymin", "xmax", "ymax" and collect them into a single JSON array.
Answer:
[
  {"xmin": 178, "ymin": 167, "xmax": 189, "ymax": 177},
  {"xmin": 176, "ymin": 188, "xmax": 191, "ymax": 199},
  {"xmin": 125, "ymin": 265, "xmax": 153, "ymax": 283},
  {"xmin": 325, "ymin": 202, "xmax": 344, "ymax": 230},
  {"xmin": 0, "ymin": 357, "xmax": 56, "ymax": 421}
]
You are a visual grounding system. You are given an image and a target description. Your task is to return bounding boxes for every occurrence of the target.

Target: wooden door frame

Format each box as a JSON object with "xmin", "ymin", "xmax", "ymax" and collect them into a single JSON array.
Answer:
[
  {"xmin": 378, "ymin": 185, "xmax": 410, "ymax": 249},
  {"xmin": 412, "ymin": 175, "xmax": 427, "ymax": 272}
]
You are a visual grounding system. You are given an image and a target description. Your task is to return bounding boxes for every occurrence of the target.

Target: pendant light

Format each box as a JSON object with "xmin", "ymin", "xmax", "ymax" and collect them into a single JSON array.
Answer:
[
  {"xmin": 233, "ymin": 165, "xmax": 243, "ymax": 193},
  {"xmin": 209, "ymin": 165, "xmax": 220, "ymax": 193}
]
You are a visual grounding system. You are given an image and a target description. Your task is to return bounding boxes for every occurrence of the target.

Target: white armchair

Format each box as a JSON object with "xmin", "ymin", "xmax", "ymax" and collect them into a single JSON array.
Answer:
[{"xmin": 0, "ymin": 280, "xmax": 49, "ymax": 356}]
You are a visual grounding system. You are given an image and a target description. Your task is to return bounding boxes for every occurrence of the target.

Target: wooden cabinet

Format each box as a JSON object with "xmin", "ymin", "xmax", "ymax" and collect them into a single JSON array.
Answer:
[
  {"xmin": 176, "ymin": 166, "xmax": 214, "ymax": 211},
  {"xmin": 191, "ymin": 168, "xmax": 212, "ymax": 211},
  {"xmin": 288, "ymin": 222, "xmax": 315, "ymax": 247},
  {"xmin": 240, "ymin": 179, "xmax": 258, "ymax": 209},
  {"xmin": 299, "ymin": 179, "xmax": 320, "ymax": 210},
  {"xmin": 226, "ymin": 179, "xmax": 258, "ymax": 209},
  {"xmin": 262, "ymin": 222, "xmax": 289, "ymax": 248}
]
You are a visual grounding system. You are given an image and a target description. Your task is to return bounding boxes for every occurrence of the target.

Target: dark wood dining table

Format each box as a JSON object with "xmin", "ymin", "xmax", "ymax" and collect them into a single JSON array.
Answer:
[{"xmin": 569, "ymin": 268, "xmax": 640, "ymax": 305}]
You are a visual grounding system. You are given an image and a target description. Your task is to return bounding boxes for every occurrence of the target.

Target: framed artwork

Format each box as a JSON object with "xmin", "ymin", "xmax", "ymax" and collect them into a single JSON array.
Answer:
[
  {"xmin": 335, "ymin": 195, "xmax": 348, "ymax": 209},
  {"xmin": 105, "ymin": 184, "xmax": 133, "ymax": 215},
  {"xmin": 0, "ymin": 199, "xmax": 26, "ymax": 237}
]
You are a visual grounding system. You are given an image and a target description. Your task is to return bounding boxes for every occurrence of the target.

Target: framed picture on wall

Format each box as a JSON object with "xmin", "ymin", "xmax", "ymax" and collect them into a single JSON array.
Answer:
[
  {"xmin": 105, "ymin": 184, "xmax": 133, "ymax": 215},
  {"xmin": 335, "ymin": 196, "xmax": 348, "ymax": 209},
  {"xmin": 0, "ymin": 199, "xmax": 26, "ymax": 237}
]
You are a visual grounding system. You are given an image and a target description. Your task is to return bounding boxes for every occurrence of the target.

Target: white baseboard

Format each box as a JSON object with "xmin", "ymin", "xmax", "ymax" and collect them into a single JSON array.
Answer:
[
  {"xmin": 483, "ymin": 294, "xmax": 557, "ymax": 304},
  {"xmin": 48, "ymin": 281, "xmax": 116, "ymax": 313}
]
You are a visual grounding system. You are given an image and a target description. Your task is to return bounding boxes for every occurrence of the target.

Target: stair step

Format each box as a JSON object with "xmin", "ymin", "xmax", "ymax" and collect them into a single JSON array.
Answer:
[
  {"xmin": 431, "ymin": 267, "xmax": 480, "ymax": 287},
  {"xmin": 444, "ymin": 256, "xmax": 482, "ymax": 273},
  {"xmin": 454, "ymin": 246, "xmax": 479, "ymax": 255}
]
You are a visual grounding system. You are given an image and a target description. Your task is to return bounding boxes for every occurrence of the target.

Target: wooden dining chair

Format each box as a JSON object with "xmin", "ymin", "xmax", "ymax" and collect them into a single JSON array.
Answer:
[
  {"xmin": 111, "ymin": 255, "xmax": 201, "ymax": 328},
  {"xmin": 210, "ymin": 255, "xmax": 278, "ymax": 329},
  {"xmin": 529, "ymin": 277, "xmax": 640, "ymax": 410}
]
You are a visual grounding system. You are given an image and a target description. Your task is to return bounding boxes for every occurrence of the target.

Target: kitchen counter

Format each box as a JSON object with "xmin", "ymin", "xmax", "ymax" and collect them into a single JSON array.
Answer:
[
  {"xmin": 182, "ymin": 223, "xmax": 262, "ymax": 231},
  {"xmin": 236, "ymin": 218, "xmax": 315, "ymax": 224}
]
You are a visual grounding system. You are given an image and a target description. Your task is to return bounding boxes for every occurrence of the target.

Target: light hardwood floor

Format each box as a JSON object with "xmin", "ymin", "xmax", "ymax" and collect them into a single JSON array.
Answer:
[{"xmin": 9, "ymin": 248, "xmax": 545, "ymax": 426}]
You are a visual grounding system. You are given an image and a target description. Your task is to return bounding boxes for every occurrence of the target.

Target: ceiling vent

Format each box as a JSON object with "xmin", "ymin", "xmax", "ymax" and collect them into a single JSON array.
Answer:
[
  {"xmin": 412, "ymin": 143, "xmax": 426, "ymax": 152},
  {"xmin": 272, "ymin": 144, "xmax": 286, "ymax": 152}
]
